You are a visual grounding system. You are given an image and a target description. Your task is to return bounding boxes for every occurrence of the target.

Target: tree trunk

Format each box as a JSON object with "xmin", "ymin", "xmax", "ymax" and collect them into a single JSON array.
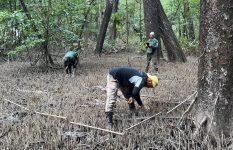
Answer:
[
  {"xmin": 192, "ymin": 0, "xmax": 233, "ymax": 143},
  {"xmin": 44, "ymin": 0, "xmax": 54, "ymax": 65},
  {"xmin": 95, "ymin": 0, "xmax": 114, "ymax": 55},
  {"xmin": 143, "ymin": 0, "xmax": 186, "ymax": 62},
  {"xmin": 143, "ymin": 0, "xmax": 161, "ymax": 61},
  {"xmin": 143, "ymin": 0, "xmax": 160, "ymax": 40},
  {"xmin": 158, "ymin": 0, "xmax": 187, "ymax": 62},
  {"xmin": 139, "ymin": 0, "xmax": 143, "ymax": 42},
  {"xmin": 110, "ymin": 0, "xmax": 119, "ymax": 40},
  {"xmin": 19, "ymin": 0, "xmax": 38, "ymax": 33},
  {"xmin": 126, "ymin": 0, "xmax": 129, "ymax": 45},
  {"xmin": 183, "ymin": 0, "xmax": 195, "ymax": 41},
  {"xmin": 98, "ymin": 0, "xmax": 103, "ymax": 28},
  {"xmin": 79, "ymin": 0, "xmax": 95, "ymax": 39}
]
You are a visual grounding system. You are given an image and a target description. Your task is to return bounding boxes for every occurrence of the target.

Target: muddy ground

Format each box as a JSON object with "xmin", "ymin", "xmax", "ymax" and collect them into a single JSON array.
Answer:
[{"xmin": 0, "ymin": 52, "xmax": 198, "ymax": 149}]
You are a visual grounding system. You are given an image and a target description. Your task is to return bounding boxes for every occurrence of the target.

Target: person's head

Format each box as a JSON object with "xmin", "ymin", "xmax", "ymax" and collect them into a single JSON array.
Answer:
[
  {"xmin": 149, "ymin": 32, "xmax": 155, "ymax": 39},
  {"xmin": 146, "ymin": 73, "xmax": 158, "ymax": 88}
]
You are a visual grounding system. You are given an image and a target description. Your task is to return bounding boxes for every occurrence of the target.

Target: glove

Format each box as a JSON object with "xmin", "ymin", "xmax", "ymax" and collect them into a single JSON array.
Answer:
[{"xmin": 105, "ymin": 112, "xmax": 113, "ymax": 128}]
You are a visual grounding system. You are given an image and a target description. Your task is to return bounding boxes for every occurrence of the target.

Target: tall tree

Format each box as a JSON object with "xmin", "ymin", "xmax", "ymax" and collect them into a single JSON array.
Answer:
[
  {"xmin": 183, "ymin": 0, "xmax": 195, "ymax": 41},
  {"xmin": 143, "ymin": 0, "xmax": 186, "ymax": 62},
  {"xmin": 95, "ymin": 0, "xmax": 114, "ymax": 55},
  {"xmin": 143, "ymin": 0, "xmax": 160, "ymax": 39},
  {"xmin": 79, "ymin": 0, "xmax": 96, "ymax": 39},
  {"xmin": 19, "ymin": 0, "xmax": 54, "ymax": 65},
  {"xmin": 126, "ymin": 0, "xmax": 129, "ymax": 44},
  {"xmin": 158, "ymin": 1, "xmax": 187, "ymax": 62},
  {"xmin": 110, "ymin": 0, "xmax": 119, "ymax": 40},
  {"xmin": 143, "ymin": 0, "xmax": 162, "ymax": 62},
  {"xmin": 192, "ymin": 0, "xmax": 233, "ymax": 143}
]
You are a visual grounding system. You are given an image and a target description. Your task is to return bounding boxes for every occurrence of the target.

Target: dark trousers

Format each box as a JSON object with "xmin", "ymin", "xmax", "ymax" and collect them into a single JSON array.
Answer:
[
  {"xmin": 64, "ymin": 58, "xmax": 77, "ymax": 74},
  {"xmin": 146, "ymin": 53, "xmax": 158, "ymax": 73}
]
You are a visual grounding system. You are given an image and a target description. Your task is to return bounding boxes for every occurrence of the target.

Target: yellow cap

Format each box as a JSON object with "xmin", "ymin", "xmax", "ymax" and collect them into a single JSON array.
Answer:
[{"xmin": 147, "ymin": 74, "xmax": 158, "ymax": 88}]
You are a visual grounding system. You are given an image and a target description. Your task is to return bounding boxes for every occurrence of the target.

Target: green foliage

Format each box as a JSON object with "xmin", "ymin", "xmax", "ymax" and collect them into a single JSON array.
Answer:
[
  {"xmin": 57, "ymin": 28, "xmax": 79, "ymax": 43},
  {"xmin": 0, "ymin": 0, "xmax": 200, "ymax": 60},
  {"xmin": 8, "ymin": 37, "xmax": 44, "ymax": 57},
  {"xmin": 0, "ymin": 11, "xmax": 10, "ymax": 23}
]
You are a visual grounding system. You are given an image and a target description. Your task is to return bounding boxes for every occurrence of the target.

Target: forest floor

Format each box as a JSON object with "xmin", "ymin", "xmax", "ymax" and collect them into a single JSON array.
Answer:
[{"xmin": 0, "ymin": 52, "xmax": 198, "ymax": 149}]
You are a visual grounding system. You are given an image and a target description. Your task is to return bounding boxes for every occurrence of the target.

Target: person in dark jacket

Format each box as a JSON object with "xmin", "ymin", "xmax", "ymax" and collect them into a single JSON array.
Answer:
[
  {"xmin": 63, "ymin": 41, "xmax": 80, "ymax": 76},
  {"xmin": 105, "ymin": 67, "xmax": 158, "ymax": 128}
]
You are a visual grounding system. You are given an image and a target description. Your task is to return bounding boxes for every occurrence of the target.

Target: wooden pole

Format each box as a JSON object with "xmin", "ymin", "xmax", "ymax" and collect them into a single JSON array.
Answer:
[
  {"xmin": 124, "ymin": 112, "xmax": 162, "ymax": 131},
  {"xmin": 2, "ymin": 97, "xmax": 124, "ymax": 135}
]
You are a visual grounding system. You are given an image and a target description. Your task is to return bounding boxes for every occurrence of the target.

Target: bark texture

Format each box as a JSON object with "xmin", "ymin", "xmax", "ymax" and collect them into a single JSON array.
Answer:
[
  {"xmin": 143, "ymin": 0, "xmax": 160, "ymax": 39},
  {"xmin": 95, "ymin": 0, "xmax": 114, "ymax": 55},
  {"xmin": 193, "ymin": 0, "xmax": 233, "ymax": 140}
]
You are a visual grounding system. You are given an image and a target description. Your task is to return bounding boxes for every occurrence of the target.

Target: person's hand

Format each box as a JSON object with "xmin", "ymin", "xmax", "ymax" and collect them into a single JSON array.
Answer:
[
  {"xmin": 139, "ymin": 104, "xmax": 146, "ymax": 111},
  {"xmin": 127, "ymin": 97, "xmax": 134, "ymax": 104}
]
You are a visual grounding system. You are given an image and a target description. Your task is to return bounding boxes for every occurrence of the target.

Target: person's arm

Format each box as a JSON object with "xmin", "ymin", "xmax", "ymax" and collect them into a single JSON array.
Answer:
[
  {"xmin": 131, "ymin": 84, "xmax": 144, "ymax": 106},
  {"xmin": 132, "ymin": 91, "xmax": 143, "ymax": 106},
  {"xmin": 150, "ymin": 39, "xmax": 158, "ymax": 49}
]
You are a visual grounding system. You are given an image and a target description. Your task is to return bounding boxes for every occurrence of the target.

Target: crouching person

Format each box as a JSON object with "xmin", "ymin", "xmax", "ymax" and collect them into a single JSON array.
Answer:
[
  {"xmin": 63, "ymin": 51, "xmax": 79, "ymax": 77},
  {"xmin": 105, "ymin": 67, "xmax": 158, "ymax": 128}
]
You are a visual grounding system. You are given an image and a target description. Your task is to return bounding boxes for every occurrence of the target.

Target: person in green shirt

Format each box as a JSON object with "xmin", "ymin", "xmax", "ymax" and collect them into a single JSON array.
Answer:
[
  {"xmin": 145, "ymin": 32, "xmax": 159, "ymax": 74},
  {"xmin": 63, "ymin": 41, "xmax": 80, "ymax": 76}
]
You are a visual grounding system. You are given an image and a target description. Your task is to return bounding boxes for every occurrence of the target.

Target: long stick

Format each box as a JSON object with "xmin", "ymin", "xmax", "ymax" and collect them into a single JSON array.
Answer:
[
  {"xmin": 4, "ymin": 98, "xmax": 30, "ymax": 111},
  {"xmin": 124, "ymin": 112, "xmax": 162, "ymax": 131},
  {"xmin": 70, "ymin": 122, "xmax": 124, "ymax": 135},
  {"xmin": 166, "ymin": 91, "xmax": 197, "ymax": 114},
  {"xmin": 2, "ymin": 98, "xmax": 124, "ymax": 135}
]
